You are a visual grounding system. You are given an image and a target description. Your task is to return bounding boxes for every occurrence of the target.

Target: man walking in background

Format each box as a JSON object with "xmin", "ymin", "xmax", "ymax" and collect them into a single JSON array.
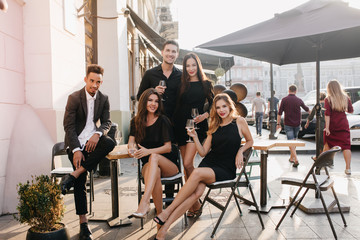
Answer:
[
  {"xmin": 277, "ymin": 84, "xmax": 310, "ymax": 167},
  {"xmin": 252, "ymin": 92, "xmax": 266, "ymax": 136}
]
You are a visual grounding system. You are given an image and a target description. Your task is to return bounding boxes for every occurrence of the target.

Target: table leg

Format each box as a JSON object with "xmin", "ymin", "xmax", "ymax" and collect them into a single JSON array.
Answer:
[
  {"xmin": 249, "ymin": 150, "xmax": 286, "ymax": 213},
  {"xmin": 260, "ymin": 150, "xmax": 268, "ymax": 207},
  {"xmin": 89, "ymin": 159, "xmax": 131, "ymax": 227}
]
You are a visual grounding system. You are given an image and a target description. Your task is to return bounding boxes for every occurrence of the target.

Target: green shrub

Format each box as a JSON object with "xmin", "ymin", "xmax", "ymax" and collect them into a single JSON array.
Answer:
[{"xmin": 14, "ymin": 175, "xmax": 65, "ymax": 232}]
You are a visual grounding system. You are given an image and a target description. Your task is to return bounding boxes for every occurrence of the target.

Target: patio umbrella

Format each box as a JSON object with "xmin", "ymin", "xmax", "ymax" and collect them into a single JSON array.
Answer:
[{"xmin": 198, "ymin": 0, "xmax": 360, "ymax": 157}]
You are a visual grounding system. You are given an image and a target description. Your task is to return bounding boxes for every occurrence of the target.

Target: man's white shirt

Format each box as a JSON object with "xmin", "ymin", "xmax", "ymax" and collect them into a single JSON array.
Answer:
[{"xmin": 73, "ymin": 89, "xmax": 102, "ymax": 153}]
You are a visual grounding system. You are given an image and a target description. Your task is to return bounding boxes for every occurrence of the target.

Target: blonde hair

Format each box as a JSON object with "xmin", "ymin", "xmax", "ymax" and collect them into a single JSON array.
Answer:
[
  {"xmin": 326, "ymin": 79, "xmax": 349, "ymax": 112},
  {"xmin": 208, "ymin": 93, "xmax": 239, "ymax": 134}
]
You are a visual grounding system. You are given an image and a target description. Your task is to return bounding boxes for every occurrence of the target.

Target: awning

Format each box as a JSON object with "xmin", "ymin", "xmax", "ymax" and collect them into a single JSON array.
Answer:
[
  {"xmin": 128, "ymin": 6, "xmax": 234, "ymax": 72},
  {"xmin": 128, "ymin": 5, "xmax": 165, "ymax": 58}
]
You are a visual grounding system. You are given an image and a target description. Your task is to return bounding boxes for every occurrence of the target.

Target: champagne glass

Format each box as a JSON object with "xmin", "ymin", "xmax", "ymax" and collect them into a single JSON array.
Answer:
[
  {"xmin": 186, "ymin": 119, "xmax": 195, "ymax": 143},
  {"xmin": 159, "ymin": 80, "xmax": 166, "ymax": 101},
  {"xmin": 159, "ymin": 80, "xmax": 166, "ymax": 87},
  {"xmin": 191, "ymin": 108, "xmax": 199, "ymax": 130},
  {"xmin": 128, "ymin": 143, "xmax": 138, "ymax": 166},
  {"xmin": 115, "ymin": 130, "xmax": 122, "ymax": 145}
]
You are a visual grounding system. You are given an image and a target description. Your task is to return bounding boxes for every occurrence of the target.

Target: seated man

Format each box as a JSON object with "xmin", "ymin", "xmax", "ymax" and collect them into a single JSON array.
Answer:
[{"xmin": 62, "ymin": 64, "xmax": 115, "ymax": 240}]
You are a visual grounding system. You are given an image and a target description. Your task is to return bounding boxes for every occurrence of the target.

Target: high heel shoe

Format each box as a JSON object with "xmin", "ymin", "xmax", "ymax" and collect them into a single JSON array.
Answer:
[
  {"xmin": 131, "ymin": 204, "xmax": 150, "ymax": 219},
  {"xmin": 153, "ymin": 216, "xmax": 165, "ymax": 225},
  {"xmin": 131, "ymin": 208, "xmax": 150, "ymax": 219}
]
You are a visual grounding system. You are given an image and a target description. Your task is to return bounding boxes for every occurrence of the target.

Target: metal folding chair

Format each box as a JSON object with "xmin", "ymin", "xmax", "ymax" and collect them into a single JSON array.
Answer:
[
  {"xmin": 276, "ymin": 146, "xmax": 347, "ymax": 239},
  {"xmin": 237, "ymin": 149, "xmax": 271, "ymax": 198},
  {"xmin": 50, "ymin": 142, "xmax": 95, "ymax": 214},
  {"xmin": 137, "ymin": 145, "xmax": 187, "ymax": 229},
  {"xmin": 199, "ymin": 147, "xmax": 264, "ymax": 238}
]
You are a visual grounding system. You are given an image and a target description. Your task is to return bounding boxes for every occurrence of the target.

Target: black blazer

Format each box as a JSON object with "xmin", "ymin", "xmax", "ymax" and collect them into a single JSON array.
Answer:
[{"xmin": 64, "ymin": 87, "xmax": 112, "ymax": 152}]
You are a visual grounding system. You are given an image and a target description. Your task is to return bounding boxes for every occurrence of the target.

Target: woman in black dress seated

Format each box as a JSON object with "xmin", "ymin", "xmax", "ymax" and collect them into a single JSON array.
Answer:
[
  {"xmin": 173, "ymin": 52, "xmax": 214, "ymax": 216},
  {"xmin": 128, "ymin": 88, "xmax": 179, "ymax": 219},
  {"xmin": 153, "ymin": 93, "xmax": 253, "ymax": 239}
]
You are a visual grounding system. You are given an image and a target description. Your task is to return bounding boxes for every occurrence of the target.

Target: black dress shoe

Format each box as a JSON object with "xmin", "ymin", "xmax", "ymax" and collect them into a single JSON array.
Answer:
[
  {"xmin": 60, "ymin": 174, "xmax": 76, "ymax": 195},
  {"xmin": 79, "ymin": 222, "xmax": 93, "ymax": 240}
]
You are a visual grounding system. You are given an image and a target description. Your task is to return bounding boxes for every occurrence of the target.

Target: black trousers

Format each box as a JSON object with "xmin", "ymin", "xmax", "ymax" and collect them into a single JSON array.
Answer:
[{"xmin": 67, "ymin": 135, "xmax": 115, "ymax": 215}]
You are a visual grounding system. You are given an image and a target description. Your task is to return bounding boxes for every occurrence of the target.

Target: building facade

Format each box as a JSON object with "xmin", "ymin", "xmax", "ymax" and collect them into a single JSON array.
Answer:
[{"xmin": 0, "ymin": 0, "xmax": 175, "ymax": 214}]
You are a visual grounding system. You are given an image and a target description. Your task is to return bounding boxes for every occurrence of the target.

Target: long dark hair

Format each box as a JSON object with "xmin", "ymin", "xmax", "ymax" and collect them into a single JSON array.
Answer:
[
  {"xmin": 134, "ymin": 88, "xmax": 163, "ymax": 143},
  {"xmin": 178, "ymin": 53, "xmax": 212, "ymax": 100}
]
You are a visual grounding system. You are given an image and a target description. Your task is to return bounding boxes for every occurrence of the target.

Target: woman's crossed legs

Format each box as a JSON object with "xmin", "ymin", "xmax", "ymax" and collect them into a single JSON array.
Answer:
[{"xmin": 154, "ymin": 167, "xmax": 216, "ymax": 240}]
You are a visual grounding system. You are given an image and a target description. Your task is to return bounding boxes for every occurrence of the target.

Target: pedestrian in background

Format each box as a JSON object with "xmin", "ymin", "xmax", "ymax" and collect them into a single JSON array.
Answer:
[
  {"xmin": 277, "ymin": 84, "xmax": 310, "ymax": 167},
  {"xmin": 305, "ymin": 92, "xmax": 326, "ymax": 160},
  {"xmin": 267, "ymin": 90, "xmax": 280, "ymax": 120},
  {"xmin": 323, "ymin": 80, "xmax": 353, "ymax": 175},
  {"xmin": 252, "ymin": 91, "xmax": 266, "ymax": 136},
  {"xmin": 172, "ymin": 52, "xmax": 214, "ymax": 217}
]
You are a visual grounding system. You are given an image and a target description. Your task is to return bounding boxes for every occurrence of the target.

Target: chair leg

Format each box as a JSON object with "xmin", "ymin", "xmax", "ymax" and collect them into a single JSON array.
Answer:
[
  {"xmin": 200, "ymin": 188, "xmax": 211, "ymax": 211},
  {"xmin": 318, "ymin": 191, "xmax": 338, "ymax": 239},
  {"xmin": 89, "ymin": 171, "xmax": 94, "ymax": 216},
  {"xmin": 331, "ymin": 186, "xmax": 347, "ymax": 227},
  {"xmin": 276, "ymin": 185, "xmax": 304, "ymax": 230},
  {"xmin": 290, "ymin": 188, "xmax": 310, "ymax": 217},
  {"xmin": 211, "ymin": 190, "xmax": 234, "ymax": 238},
  {"xmin": 247, "ymin": 182, "xmax": 264, "ymax": 229},
  {"xmin": 267, "ymin": 186, "xmax": 271, "ymax": 198},
  {"xmin": 137, "ymin": 164, "xmax": 144, "ymax": 229},
  {"xmin": 232, "ymin": 187, "xmax": 242, "ymax": 216}
]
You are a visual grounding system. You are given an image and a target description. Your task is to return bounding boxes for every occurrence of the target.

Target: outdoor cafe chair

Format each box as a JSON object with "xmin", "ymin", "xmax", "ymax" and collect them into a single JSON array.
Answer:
[
  {"xmin": 136, "ymin": 145, "xmax": 187, "ymax": 229},
  {"xmin": 199, "ymin": 147, "xmax": 265, "ymax": 238},
  {"xmin": 276, "ymin": 146, "xmax": 347, "ymax": 240},
  {"xmin": 237, "ymin": 149, "xmax": 271, "ymax": 198},
  {"xmin": 50, "ymin": 142, "xmax": 95, "ymax": 215}
]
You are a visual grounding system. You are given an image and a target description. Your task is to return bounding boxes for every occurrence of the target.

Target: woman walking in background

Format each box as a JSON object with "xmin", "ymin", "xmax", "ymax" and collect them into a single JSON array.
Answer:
[
  {"xmin": 173, "ymin": 52, "xmax": 214, "ymax": 217},
  {"xmin": 324, "ymin": 80, "xmax": 353, "ymax": 175},
  {"xmin": 128, "ymin": 88, "xmax": 179, "ymax": 220}
]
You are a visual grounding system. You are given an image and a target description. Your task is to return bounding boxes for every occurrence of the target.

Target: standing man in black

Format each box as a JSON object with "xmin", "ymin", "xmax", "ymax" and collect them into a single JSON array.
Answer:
[
  {"xmin": 137, "ymin": 40, "xmax": 182, "ymax": 119},
  {"xmin": 62, "ymin": 64, "xmax": 115, "ymax": 240},
  {"xmin": 136, "ymin": 40, "xmax": 182, "ymax": 206}
]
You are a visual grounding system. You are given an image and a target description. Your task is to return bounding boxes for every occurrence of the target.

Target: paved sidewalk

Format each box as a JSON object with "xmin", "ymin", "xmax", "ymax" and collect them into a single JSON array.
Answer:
[{"xmin": 1, "ymin": 127, "xmax": 360, "ymax": 240}]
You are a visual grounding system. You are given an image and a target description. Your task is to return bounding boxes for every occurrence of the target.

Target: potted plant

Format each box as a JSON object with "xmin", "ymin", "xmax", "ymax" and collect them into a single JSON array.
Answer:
[{"xmin": 14, "ymin": 174, "xmax": 70, "ymax": 240}]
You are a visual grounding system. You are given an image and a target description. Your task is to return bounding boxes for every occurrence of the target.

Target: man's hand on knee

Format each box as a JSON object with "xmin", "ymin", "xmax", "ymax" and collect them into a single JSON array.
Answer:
[
  {"xmin": 73, "ymin": 151, "xmax": 85, "ymax": 169},
  {"xmin": 85, "ymin": 134, "xmax": 100, "ymax": 152}
]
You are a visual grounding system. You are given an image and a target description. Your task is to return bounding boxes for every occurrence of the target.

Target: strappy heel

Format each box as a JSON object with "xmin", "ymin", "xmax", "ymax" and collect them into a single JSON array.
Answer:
[{"xmin": 153, "ymin": 216, "xmax": 165, "ymax": 225}]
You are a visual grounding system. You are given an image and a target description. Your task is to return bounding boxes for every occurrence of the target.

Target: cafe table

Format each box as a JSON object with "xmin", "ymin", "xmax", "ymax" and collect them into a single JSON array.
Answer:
[
  {"xmin": 89, "ymin": 144, "xmax": 132, "ymax": 227},
  {"xmin": 244, "ymin": 139, "xmax": 306, "ymax": 213}
]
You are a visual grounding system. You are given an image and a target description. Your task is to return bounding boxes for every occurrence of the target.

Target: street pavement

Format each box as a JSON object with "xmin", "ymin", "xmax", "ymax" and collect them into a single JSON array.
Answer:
[{"xmin": 2, "ymin": 126, "xmax": 360, "ymax": 239}]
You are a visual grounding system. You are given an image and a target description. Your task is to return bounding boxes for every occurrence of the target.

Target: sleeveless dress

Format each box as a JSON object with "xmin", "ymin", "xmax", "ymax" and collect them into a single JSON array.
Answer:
[
  {"xmin": 173, "ymin": 81, "xmax": 213, "ymax": 146},
  {"xmin": 324, "ymin": 98, "xmax": 353, "ymax": 150},
  {"xmin": 198, "ymin": 120, "xmax": 242, "ymax": 181},
  {"xmin": 129, "ymin": 115, "xmax": 178, "ymax": 167}
]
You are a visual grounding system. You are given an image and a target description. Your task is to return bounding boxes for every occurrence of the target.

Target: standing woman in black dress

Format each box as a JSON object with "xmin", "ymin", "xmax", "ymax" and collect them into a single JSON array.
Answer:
[
  {"xmin": 128, "ymin": 88, "xmax": 179, "ymax": 219},
  {"xmin": 173, "ymin": 53, "xmax": 214, "ymax": 216},
  {"xmin": 153, "ymin": 93, "xmax": 253, "ymax": 239}
]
